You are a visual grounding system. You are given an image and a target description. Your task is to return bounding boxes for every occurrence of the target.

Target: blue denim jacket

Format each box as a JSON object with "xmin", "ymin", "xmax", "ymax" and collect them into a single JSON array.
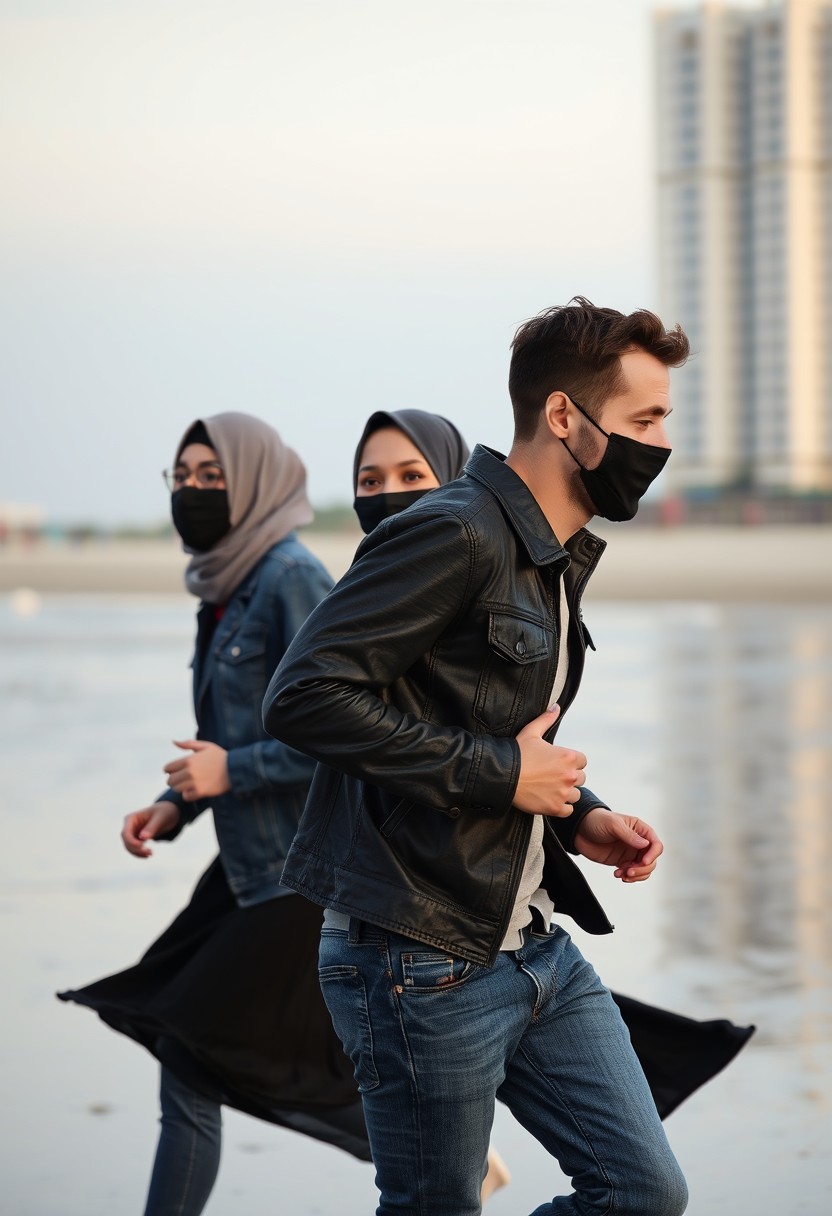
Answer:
[{"xmin": 158, "ymin": 534, "xmax": 332, "ymax": 906}]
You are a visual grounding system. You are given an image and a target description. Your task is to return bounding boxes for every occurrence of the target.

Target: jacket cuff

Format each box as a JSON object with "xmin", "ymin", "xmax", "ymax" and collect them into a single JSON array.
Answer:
[
  {"xmin": 464, "ymin": 736, "xmax": 521, "ymax": 812},
  {"xmin": 226, "ymin": 744, "xmax": 259, "ymax": 797},
  {"xmin": 153, "ymin": 788, "xmax": 199, "ymax": 840},
  {"xmin": 226, "ymin": 742, "xmax": 316, "ymax": 798},
  {"xmin": 561, "ymin": 786, "xmax": 610, "ymax": 854}
]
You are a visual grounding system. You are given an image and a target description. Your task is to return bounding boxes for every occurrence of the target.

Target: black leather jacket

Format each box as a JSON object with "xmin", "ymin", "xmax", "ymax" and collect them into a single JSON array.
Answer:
[{"xmin": 264, "ymin": 446, "xmax": 615, "ymax": 966}]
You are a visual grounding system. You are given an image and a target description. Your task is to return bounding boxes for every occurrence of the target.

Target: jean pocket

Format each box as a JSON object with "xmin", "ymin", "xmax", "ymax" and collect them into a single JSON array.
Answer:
[
  {"xmin": 398, "ymin": 950, "xmax": 478, "ymax": 993},
  {"xmin": 318, "ymin": 964, "xmax": 380, "ymax": 1092}
]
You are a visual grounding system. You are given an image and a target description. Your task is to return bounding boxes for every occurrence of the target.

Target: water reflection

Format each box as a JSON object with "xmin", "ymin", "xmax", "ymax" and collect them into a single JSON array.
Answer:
[
  {"xmin": 2, "ymin": 594, "xmax": 832, "ymax": 1213},
  {"xmin": 656, "ymin": 605, "xmax": 832, "ymax": 1044}
]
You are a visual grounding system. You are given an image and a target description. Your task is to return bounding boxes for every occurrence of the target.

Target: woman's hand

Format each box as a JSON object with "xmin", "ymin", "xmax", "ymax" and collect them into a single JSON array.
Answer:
[
  {"xmin": 163, "ymin": 740, "xmax": 230, "ymax": 801},
  {"xmin": 573, "ymin": 808, "xmax": 663, "ymax": 882},
  {"xmin": 121, "ymin": 801, "xmax": 181, "ymax": 858}
]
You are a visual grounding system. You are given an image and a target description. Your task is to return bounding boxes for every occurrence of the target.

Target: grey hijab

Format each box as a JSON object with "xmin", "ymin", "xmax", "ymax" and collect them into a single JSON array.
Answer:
[
  {"xmin": 352, "ymin": 409, "xmax": 470, "ymax": 493},
  {"xmin": 176, "ymin": 411, "xmax": 313, "ymax": 604}
]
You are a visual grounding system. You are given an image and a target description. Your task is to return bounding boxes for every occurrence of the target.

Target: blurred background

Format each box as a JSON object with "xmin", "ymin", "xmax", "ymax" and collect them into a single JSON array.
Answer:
[{"xmin": 2, "ymin": 1, "xmax": 831, "ymax": 1213}]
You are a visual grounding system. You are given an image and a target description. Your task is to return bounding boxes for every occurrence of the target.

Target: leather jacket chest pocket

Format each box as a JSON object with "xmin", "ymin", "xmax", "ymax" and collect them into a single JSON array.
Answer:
[{"xmin": 473, "ymin": 610, "xmax": 551, "ymax": 734}]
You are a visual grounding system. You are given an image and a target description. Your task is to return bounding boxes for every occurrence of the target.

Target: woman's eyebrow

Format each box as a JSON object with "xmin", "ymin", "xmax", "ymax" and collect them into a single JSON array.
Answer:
[{"xmin": 358, "ymin": 458, "xmax": 427, "ymax": 473}]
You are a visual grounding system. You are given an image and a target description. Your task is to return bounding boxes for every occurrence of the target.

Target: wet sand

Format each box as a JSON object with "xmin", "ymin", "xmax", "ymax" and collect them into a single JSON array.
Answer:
[
  {"xmin": 2, "ymin": 525, "xmax": 831, "ymax": 600},
  {"xmin": 2, "ymin": 594, "xmax": 831, "ymax": 1214}
]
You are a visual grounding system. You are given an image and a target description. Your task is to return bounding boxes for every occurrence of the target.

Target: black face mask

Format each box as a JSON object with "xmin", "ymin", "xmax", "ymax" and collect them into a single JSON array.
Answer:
[
  {"xmin": 562, "ymin": 399, "xmax": 671, "ymax": 522},
  {"xmin": 171, "ymin": 487, "xmax": 232, "ymax": 551},
  {"xmin": 353, "ymin": 490, "xmax": 429, "ymax": 535}
]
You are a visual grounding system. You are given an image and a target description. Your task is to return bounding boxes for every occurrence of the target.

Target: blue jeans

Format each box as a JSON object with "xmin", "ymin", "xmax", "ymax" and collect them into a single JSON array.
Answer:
[
  {"xmin": 144, "ymin": 1067, "xmax": 222, "ymax": 1216},
  {"xmin": 319, "ymin": 921, "xmax": 688, "ymax": 1216}
]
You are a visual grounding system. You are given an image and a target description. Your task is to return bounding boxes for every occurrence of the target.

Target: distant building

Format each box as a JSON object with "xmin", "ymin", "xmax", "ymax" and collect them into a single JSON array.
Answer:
[{"xmin": 654, "ymin": 0, "xmax": 832, "ymax": 492}]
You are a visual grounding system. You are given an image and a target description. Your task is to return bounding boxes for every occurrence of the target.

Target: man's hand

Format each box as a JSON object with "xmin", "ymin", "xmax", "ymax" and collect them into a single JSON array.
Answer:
[
  {"xmin": 513, "ymin": 706, "xmax": 587, "ymax": 817},
  {"xmin": 574, "ymin": 808, "xmax": 662, "ymax": 882},
  {"xmin": 163, "ymin": 740, "xmax": 230, "ymax": 801},
  {"xmin": 121, "ymin": 801, "xmax": 181, "ymax": 858}
]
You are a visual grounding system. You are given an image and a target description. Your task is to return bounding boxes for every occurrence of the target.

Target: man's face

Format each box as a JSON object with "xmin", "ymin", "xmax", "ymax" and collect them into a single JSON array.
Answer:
[{"xmin": 573, "ymin": 347, "xmax": 672, "ymax": 469}]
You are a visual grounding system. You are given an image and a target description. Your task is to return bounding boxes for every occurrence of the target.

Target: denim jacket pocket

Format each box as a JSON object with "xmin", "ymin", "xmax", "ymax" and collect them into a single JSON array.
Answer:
[
  {"xmin": 212, "ymin": 632, "xmax": 269, "ymax": 731},
  {"xmin": 215, "ymin": 635, "xmax": 267, "ymax": 666}
]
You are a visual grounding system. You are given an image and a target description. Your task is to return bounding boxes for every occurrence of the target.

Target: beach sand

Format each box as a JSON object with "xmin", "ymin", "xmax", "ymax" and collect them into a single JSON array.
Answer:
[
  {"xmin": 2, "ymin": 592, "xmax": 831, "ymax": 1213},
  {"xmin": 2, "ymin": 525, "xmax": 831, "ymax": 600}
]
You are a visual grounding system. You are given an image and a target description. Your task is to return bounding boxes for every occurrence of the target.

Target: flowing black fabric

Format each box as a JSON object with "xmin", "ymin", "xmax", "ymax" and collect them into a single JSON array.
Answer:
[
  {"xmin": 58, "ymin": 861, "xmax": 751, "ymax": 1134},
  {"xmin": 613, "ymin": 992, "xmax": 755, "ymax": 1120},
  {"xmin": 352, "ymin": 409, "xmax": 470, "ymax": 493},
  {"xmin": 58, "ymin": 860, "xmax": 371, "ymax": 1161}
]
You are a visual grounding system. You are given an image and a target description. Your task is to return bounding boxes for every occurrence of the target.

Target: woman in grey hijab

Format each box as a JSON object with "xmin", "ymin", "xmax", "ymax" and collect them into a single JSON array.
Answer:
[{"xmin": 59, "ymin": 413, "xmax": 371, "ymax": 1216}]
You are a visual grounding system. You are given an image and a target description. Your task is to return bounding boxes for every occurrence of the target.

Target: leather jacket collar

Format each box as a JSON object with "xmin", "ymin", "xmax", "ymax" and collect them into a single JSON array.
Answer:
[{"xmin": 464, "ymin": 443, "xmax": 606, "ymax": 571}]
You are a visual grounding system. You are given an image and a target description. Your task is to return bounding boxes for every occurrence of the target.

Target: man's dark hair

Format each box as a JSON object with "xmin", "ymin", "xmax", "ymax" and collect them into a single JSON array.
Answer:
[{"xmin": 508, "ymin": 296, "xmax": 690, "ymax": 441}]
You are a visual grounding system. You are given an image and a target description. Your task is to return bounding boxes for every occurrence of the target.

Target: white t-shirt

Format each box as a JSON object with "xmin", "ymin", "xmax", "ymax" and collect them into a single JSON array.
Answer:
[{"xmin": 500, "ymin": 577, "xmax": 570, "ymax": 949}]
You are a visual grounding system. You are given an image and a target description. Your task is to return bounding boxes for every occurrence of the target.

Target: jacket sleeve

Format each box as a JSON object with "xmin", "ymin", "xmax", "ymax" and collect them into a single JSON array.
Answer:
[
  {"xmin": 226, "ymin": 557, "xmax": 333, "ymax": 797},
  {"xmin": 152, "ymin": 786, "xmax": 206, "ymax": 840},
  {"xmin": 554, "ymin": 784, "xmax": 611, "ymax": 853},
  {"xmin": 263, "ymin": 510, "xmax": 520, "ymax": 814}
]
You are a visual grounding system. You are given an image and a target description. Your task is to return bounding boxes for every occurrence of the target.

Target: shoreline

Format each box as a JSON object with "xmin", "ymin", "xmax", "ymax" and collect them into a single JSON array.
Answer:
[{"xmin": 1, "ymin": 527, "xmax": 831, "ymax": 601}]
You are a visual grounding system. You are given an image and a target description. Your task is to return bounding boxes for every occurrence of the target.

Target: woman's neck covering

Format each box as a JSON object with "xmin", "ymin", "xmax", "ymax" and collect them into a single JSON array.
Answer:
[
  {"xmin": 176, "ymin": 411, "xmax": 313, "ymax": 604},
  {"xmin": 352, "ymin": 409, "xmax": 470, "ymax": 494}
]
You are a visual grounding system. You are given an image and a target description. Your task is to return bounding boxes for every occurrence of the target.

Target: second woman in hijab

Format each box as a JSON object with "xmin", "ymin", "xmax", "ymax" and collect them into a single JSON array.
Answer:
[{"xmin": 352, "ymin": 407, "xmax": 513, "ymax": 1203}]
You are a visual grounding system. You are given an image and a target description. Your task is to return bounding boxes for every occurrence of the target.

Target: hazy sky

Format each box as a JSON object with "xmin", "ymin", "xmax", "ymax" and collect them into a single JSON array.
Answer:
[{"xmin": 1, "ymin": 0, "xmax": 748, "ymax": 524}]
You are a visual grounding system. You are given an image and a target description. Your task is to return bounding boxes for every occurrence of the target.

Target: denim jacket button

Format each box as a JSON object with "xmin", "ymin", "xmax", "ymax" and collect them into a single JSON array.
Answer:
[{"xmin": 230, "ymin": 645, "xmax": 241, "ymax": 657}]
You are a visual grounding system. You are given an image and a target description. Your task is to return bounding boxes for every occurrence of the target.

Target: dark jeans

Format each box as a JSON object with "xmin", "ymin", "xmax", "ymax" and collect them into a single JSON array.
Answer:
[
  {"xmin": 144, "ymin": 1067, "xmax": 222, "ymax": 1216},
  {"xmin": 319, "ymin": 920, "xmax": 688, "ymax": 1216}
]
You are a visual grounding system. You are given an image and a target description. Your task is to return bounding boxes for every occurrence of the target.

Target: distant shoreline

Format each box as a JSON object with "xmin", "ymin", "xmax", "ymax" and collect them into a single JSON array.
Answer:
[{"xmin": 1, "ymin": 528, "xmax": 831, "ymax": 602}]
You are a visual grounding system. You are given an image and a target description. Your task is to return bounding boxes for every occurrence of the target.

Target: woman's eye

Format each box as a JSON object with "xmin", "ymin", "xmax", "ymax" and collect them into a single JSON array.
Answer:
[
  {"xmin": 359, "ymin": 477, "xmax": 380, "ymax": 490},
  {"xmin": 403, "ymin": 471, "xmax": 425, "ymax": 483},
  {"xmin": 202, "ymin": 471, "xmax": 222, "ymax": 486},
  {"xmin": 173, "ymin": 472, "xmax": 188, "ymax": 486}
]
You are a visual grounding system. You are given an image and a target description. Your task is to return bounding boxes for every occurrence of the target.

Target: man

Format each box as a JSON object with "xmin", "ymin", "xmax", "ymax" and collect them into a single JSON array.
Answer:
[{"xmin": 264, "ymin": 298, "xmax": 690, "ymax": 1215}]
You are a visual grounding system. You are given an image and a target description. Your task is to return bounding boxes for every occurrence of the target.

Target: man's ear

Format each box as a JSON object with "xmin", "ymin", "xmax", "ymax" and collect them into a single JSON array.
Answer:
[{"xmin": 543, "ymin": 391, "xmax": 571, "ymax": 440}]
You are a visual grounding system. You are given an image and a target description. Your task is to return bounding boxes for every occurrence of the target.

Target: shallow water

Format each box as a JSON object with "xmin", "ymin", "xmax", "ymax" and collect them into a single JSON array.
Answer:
[{"xmin": 1, "ymin": 595, "xmax": 831, "ymax": 1215}]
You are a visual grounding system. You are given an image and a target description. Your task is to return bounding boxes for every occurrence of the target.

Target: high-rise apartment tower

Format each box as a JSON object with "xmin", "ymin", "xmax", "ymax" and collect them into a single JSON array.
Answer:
[{"xmin": 655, "ymin": 0, "xmax": 832, "ymax": 491}]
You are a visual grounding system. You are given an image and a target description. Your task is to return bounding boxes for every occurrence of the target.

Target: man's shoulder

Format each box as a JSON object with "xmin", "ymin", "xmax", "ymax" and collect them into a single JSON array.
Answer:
[
  {"xmin": 424, "ymin": 474, "xmax": 498, "ymax": 519},
  {"xmin": 362, "ymin": 477, "xmax": 505, "ymax": 551}
]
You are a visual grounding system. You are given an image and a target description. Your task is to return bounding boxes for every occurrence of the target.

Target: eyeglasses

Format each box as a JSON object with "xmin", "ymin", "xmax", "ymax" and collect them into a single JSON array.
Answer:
[{"xmin": 162, "ymin": 463, "xmax": 225, "ymax": 492}]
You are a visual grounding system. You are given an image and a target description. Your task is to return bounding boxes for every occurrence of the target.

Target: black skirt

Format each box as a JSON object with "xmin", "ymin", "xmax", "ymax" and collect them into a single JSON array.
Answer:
[
  {"xmin": 59, "ymin": 858, "xmax": 754, "ymax": 1143},
  {"xmin": 611, "ymin": 990, "xmax": 754, "ymax": 1120},
  {"xmin": 58, "ymin": 857, "xmax": 371, "ymax": 1161}
]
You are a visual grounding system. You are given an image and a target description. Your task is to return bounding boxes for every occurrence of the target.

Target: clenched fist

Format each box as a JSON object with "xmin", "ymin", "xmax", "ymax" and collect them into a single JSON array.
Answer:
[{"xmin": 512, "ymin": 706, "xmax": 587, "ymax": 817}]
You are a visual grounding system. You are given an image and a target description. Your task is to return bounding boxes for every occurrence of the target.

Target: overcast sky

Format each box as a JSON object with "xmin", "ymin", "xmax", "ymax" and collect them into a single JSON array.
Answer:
[{"xmin": 0, "ymin": 0, "xmax": 754, "ymax": 524}]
